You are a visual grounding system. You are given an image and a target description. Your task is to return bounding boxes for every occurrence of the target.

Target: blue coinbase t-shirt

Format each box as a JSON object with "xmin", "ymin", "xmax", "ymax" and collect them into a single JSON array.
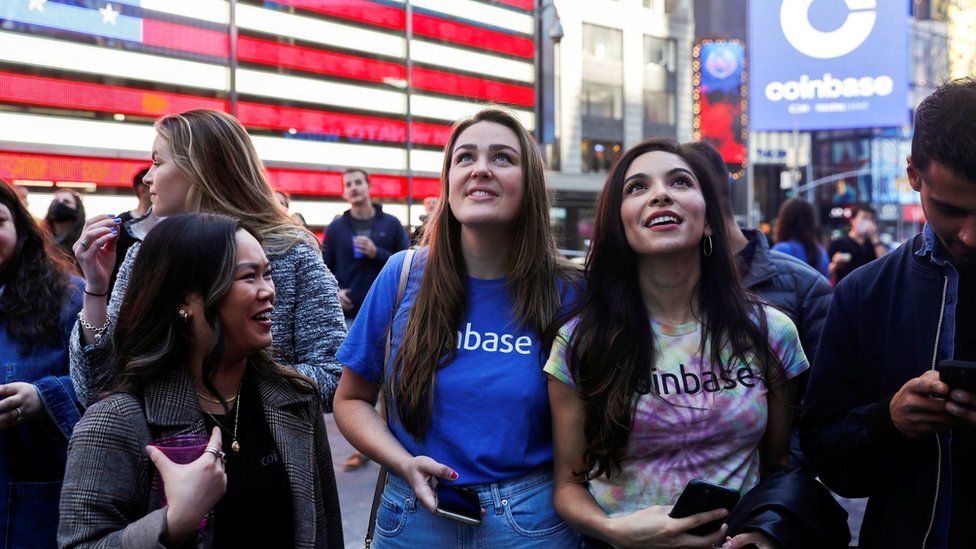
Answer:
[{"xmin": 337, "ymin": 249, "xmax": 576, "ymax": 485}]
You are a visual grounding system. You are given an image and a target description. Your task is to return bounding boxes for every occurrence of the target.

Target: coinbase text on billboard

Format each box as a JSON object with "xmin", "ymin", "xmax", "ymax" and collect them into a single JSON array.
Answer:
[{"xmin": 749, "ymin": 0, "xmax": 909, "ymax": 131}]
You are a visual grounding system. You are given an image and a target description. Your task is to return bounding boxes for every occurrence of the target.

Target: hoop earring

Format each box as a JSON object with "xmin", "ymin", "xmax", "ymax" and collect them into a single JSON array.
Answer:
[
  {"xmin": 178, "ymin": 309, "xmax": 189, "ymax": 320},
  {"xmin": 702, "ymin": 235, "xmax": 713, "ymax": 257}
]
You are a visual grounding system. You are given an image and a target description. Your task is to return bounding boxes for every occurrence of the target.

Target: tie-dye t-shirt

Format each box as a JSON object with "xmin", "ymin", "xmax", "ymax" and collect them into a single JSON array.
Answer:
[{"xmin": 543, "ymin": 305, "xmax": 808, "ymax": 517}]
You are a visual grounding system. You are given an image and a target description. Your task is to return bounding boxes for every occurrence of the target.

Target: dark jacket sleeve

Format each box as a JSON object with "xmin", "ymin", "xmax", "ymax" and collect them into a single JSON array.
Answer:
[
  {"xmin": 322, "ymin": 224, "xmax": 337, "ymax": 281},
  {"xmin": 371, "ymin": 216, "xmax": 410, "ymax": 264},
  {"xmin": 799, "ymin": 281, "xmax": 907, "ymax": 498},
  {"xmin": 796, "ymin": 270, "xmax": 832, "ymax": 366}
]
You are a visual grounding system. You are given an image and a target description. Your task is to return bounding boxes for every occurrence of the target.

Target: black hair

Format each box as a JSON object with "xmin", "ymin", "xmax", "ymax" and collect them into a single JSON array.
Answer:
[
  {"xmin": 0, "ymin": 180, "xmax": 77, "ymax": 350},
  {"xmin": 133, "ymin": 167, "xmax": 150, "ymax": 189},
  {"xmin": 912, "ymin": 77, "xmax": 976, "ymax": 182}
]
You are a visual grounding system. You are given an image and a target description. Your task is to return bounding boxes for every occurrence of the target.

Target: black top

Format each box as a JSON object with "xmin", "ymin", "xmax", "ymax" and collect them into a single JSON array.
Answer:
[
  {"xmin": 203, "ymin": 372, "xmax": 294, "ymax": 549},
  {"xmin": 350, "ymin": 215, "xmax": 374, "ymax": 236},
  {"xmin": 827, "ymin": 235, "xmax": 878, "ymax": 283},
  {"xmin": 109, "ymin": 211, "xmax": 140, "ymax": 295}
]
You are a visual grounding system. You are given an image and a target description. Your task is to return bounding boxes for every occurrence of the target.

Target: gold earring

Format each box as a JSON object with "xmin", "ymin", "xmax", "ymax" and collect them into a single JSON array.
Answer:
[{"xmin": 178, "ymin": 309, "xmax": 189, "ymax": 320}]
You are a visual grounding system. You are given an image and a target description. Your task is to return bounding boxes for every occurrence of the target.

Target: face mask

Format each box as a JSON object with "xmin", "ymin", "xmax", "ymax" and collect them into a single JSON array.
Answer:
[{"xmin": 50, "ymin": 201, "xmax": 78, "ymax": 223}]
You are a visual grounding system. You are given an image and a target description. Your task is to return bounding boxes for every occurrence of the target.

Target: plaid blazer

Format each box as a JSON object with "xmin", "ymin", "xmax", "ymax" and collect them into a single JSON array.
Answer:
[{"xmin": 57, "ymin": 368, "xmax": 343, "ymax": 548}]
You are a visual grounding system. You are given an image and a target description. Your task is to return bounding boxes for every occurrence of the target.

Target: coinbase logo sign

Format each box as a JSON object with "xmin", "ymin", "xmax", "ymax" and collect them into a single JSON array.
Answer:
[
  {"xmin": 749, "ymin": 0, "xmax": 908, "ymax": 131},
  {"xmin": 781, "ymin": 0, "xmax": 877, "ymax": 59}
]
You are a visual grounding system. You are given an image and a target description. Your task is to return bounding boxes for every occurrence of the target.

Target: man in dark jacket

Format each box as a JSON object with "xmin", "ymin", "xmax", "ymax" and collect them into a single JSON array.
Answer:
[
  {"xmin": 801, "ymin": 77, "xmax": 976, "ymax": 549},
  {"xmin": 322, "ymin": 168, "xmax": 410, "ymax": 320}
]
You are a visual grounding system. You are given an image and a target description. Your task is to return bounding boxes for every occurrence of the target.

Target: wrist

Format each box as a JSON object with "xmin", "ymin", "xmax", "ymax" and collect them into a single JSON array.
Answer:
[{"xmin": 163, "ymin": 507, "xmax": 194, "ymax": 545}]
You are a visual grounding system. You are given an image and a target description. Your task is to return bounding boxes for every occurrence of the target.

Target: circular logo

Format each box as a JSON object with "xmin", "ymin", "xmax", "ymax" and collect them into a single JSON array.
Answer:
[
  {"xmin": 780, "ymin": 0, "xmax": 877, "ymax": 59},
  {"xmin": 704, "ymin": 48, "xmax": 739, "ymax": 80}
]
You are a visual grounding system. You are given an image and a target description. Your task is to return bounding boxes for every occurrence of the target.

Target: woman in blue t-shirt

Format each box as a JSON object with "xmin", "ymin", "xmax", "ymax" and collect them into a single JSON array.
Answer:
[
  {"xmin": 771, "ymin": 197, "xmax": 830, "ymax": 278},
  {"xmin": 334, "ymin": 108, "xmax": 580, "ymax": 547}
]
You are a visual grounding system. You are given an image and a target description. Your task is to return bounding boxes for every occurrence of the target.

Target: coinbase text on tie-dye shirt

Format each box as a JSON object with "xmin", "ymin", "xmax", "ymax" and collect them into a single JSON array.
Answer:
[{"xmin": 544, "ymin": 305, "xmax": 808, "ymax": 517}]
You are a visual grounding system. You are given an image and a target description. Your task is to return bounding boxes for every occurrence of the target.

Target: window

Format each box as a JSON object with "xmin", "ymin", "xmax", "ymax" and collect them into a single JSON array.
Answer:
[
  {"xmin": 643, "ymin": 0, "xmax": 677, "ymax": 13},
  {"xmin": 643, "ymin": 35, "xmax": 677, "ymax": 127},
  {"xmin": 583, "ymin": 24, "xmax": 622, "ymax": 62},
  {"xmin": 581, "ymin": 81, "xmax": 623, "ymax": 120},
  {"xmin": 581, "ymin": 139, "xmax": 623, "ymax": 173}
]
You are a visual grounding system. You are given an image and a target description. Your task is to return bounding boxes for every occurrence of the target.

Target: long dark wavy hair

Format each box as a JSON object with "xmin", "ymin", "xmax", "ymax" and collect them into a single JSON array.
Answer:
[
  {"xmin": 0, "ymin": 181, "xmax": 77, "ymax": 351},
  {"xmin": 774, "ymin": 197, "xmax": 822, "ymax": 269},
  {"xmin": 111, "ymin": 213, "xmax": 314, "ymax": 404},
  {"xmin": 392, "ymin": 108, "xmax": 579, "ymax": 439},
  {"xmin": 550, "ymin": 138, "xmax": 783, "ymax": 480}
]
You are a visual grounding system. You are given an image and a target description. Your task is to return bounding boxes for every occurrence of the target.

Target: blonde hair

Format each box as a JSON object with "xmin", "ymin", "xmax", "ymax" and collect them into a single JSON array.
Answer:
[{"xmin": 155, "ymin": 109, "xmax": 315, "ymax": 254}]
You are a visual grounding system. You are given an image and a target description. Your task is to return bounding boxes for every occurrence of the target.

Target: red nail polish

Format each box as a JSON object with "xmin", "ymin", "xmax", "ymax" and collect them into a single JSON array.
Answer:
[{"xmin": 450, "ymin": 472, "xmax": 458, "ymax": 480}]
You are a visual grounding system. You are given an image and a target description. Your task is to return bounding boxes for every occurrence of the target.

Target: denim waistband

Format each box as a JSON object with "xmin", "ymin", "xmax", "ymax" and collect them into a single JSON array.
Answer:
[{"xmin": 385, "ymin": 467, "xmax": 553, "ymax": 507}]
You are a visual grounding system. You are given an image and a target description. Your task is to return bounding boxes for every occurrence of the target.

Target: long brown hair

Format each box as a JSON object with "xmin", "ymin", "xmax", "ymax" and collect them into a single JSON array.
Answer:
[
  {"xmin": 111, "ymin": 213, "xmax": 314, "ymax": 402},
  {"xmin": 155, "ymin": 110, "xmax": 316, "ymax": 255},
  {"xmin": 393, "ymin": 108, "xmax": 577, "ymax": 439},
  {"xmin": 0, "ymin": 181, "xmax": 77, "ymax": 350},
  {"xmin": 553, "ymin": 138, "xmax": 783, "ymax": 480},
  {"xmin": 774, "ymin": 197, "xmax": 822, "ymax": 269}
]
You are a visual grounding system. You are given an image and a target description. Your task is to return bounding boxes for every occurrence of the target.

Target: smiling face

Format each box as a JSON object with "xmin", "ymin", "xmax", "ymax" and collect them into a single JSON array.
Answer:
[
  {"xmin": 144, "ymin": 133, "xmax": 193, "ymax": 217},
  {"xmin": 909, "ymin": 158, "xmax": 976, "ymax": 266},
  {"xmin": 447, "ymin": 121, "xmax": 524, "ymax": 231},
  {"xmin": 619, "ymin": 150, "xmax": 709, "ymax": 257},
  {"xmin": 217, "ymin": 230, "xmax": 275, "ymax": 362}
]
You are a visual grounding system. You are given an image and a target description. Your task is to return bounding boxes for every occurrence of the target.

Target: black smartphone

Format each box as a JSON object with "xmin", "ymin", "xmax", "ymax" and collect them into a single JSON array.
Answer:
[
  {"xmin": 434, "ymin": 485, "xmax": 483, "ymax": 526},
  {"xmin": 938, "ymin": 359, "xmax": 976, "ymax": 392},
  {"xmin": 668, "ymin": 479, "xmax": 740, "ymax": 536}
]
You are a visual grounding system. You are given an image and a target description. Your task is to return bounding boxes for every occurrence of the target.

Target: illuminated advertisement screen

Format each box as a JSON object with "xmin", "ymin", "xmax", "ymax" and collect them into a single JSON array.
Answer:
[
  {"xmin": 693, "ymin": 40, "xmax": 747, "ymax": 175},
  {"xmin": 749, "ymin": 0, "xmax": 909, "ymax": 131}
]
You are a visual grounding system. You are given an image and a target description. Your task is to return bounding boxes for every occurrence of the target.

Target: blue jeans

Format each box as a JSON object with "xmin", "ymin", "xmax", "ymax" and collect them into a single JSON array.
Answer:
[{"xmin": 373, "ymin": 468, "xmax": 580, "ymax": 548}]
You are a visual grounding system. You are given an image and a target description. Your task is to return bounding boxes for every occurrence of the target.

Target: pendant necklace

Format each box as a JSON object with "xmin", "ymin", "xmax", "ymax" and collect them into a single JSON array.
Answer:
[{"xmin": 202, "ymin": 383, "xmax": 242, "ymax": 452}]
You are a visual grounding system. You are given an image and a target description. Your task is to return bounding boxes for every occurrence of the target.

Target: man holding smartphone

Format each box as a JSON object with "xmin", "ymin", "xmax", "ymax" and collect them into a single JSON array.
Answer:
[{"xmin": 801, "ymin": 78, "xmax": 976, "ymax": 549}]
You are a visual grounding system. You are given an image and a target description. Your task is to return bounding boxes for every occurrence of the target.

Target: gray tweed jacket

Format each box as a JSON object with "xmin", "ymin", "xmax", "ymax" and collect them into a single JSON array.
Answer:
[
  {"xmin": 57, "ymin": 368, "xmax": 343, "ymax": 549},
  {"xmin": 69, "ymin": 237, "xmax": 347, "ymax": 410}
]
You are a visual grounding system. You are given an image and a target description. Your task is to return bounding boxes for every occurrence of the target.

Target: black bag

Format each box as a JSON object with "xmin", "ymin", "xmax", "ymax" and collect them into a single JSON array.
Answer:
[{"xmin": 726, "ymin": 467, "xmax": 850, "ymax": 549}]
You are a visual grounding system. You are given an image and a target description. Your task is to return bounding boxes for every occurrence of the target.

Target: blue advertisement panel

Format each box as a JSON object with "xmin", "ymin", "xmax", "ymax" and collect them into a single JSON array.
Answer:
[{"xmin": 749, "ymin": 0, "xmax": 910, "ymax": 131}]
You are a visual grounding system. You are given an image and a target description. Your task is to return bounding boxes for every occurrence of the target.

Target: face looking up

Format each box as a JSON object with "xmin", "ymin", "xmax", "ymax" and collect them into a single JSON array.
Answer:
[
  {"xmin": 619, "ymin": 150, "xmax": 710, "ymax": 258},
  {"xmin": 447, "ymin": 121, "xmax": 524, "ymax": 231},
  {"xmin": 144, "ymin": 133, "xmax": 193, "ymax": 217}
]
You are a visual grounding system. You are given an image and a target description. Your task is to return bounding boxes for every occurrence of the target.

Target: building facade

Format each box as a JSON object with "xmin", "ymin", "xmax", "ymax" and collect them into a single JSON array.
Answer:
[{"xmin": 0, "ymin": 0, "xmax": 536, "ymax": 229}]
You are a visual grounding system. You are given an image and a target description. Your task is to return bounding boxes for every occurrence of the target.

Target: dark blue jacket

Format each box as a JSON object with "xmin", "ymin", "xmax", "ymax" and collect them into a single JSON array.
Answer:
[
  {"xmin": 0, "ymin": 277, "xmax": 84, "ymax": 548},
  {"xmin": 322, "ymin": 204, "xmax": 410, "ymax": 317},
  {"xmin": 800, "ymin": 225, "xmax": 967, "ymax": 549}
]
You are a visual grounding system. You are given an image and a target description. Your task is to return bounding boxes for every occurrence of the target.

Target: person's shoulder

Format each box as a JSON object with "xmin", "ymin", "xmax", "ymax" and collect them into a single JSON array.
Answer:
[
  {"xmin": 768, "ymin": 249, "xmax": 825, "ymax": 281},
  {"xmin": 83, "ymin": 392, "xmax": 143, "ymax": 422}
]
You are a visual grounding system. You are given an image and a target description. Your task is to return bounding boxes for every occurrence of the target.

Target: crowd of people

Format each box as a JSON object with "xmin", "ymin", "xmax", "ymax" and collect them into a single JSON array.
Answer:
[{"xmin": 0, "ymin": 77, "xmax": 972, "ymax": 548}]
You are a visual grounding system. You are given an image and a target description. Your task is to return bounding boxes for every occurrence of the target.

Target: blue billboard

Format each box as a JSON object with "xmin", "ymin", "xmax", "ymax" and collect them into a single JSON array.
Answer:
[{"xmin": 749, "ymin": 0, "xmax": 910, "ymax": 131}]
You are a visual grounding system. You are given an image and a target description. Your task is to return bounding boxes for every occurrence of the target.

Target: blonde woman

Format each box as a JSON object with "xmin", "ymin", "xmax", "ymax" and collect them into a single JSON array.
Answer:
[
  {"xmin": 69, "ymin": 110, "xmax": 345, "ymax": 409},
  {"xmin": 334, "ymin": 109, "xmax": 580, "ymax": 547}
]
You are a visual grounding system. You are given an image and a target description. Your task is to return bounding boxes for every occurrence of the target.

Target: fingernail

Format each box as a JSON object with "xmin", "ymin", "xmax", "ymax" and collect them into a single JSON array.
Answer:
[
  {"xmin": 110, "ymin": 227, "xmax": 119, "ymax": 235},
  {"xmin": 113, "ymin": 217, "xmax": 122, "ymax": 224},
  {"xmin": 450, "ymin": 472, "xmax": 458, "ymax": 480},
  {"xmin": 106, "ymin": 213, "xmax": 115, "ymax": 218}
]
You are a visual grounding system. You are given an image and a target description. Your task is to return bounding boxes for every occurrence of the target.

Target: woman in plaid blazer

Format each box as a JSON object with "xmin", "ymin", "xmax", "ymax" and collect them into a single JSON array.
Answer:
[{"xmin": 58, "ymin": 213, "xmax": 343, "ymax": 548}]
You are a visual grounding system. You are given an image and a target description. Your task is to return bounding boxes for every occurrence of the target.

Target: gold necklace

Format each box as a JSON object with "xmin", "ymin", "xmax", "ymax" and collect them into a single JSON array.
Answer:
[
  {"xmin": 197, "ymin": 391, "xmax": 238, "ymax": 405},
  {"xmin": 203, "ymin": 383, "xmax": 242, "ymax": 452}
]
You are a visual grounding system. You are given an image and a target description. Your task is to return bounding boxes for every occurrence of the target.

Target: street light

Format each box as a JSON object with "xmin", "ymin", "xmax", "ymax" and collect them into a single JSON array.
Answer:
[{"xmin": 535, "ymin": 0, "xmax": 563, "ymax": 146}]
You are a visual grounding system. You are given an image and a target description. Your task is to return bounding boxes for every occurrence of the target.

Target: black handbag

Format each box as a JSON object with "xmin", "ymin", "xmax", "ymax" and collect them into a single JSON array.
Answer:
[{"xmin": 726, "ymin": 467, "xmax": 851, "ymax": 549}]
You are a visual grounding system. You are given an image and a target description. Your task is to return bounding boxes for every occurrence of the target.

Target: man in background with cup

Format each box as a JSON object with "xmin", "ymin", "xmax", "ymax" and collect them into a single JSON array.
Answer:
[
  {"xmin": 827, "ymin": 204, "xmax": 889, "ymax": 284},
  {"xmin": 323, "ymin": 168, "xmax": 409, "ymax": 471},
  {"xmin": 323, "ymin": 168, "xmax": 410, "ymax": 323}
]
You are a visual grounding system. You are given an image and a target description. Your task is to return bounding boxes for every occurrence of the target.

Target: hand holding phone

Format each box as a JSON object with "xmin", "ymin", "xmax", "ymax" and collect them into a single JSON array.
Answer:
[
  {"xmin": 668, "ymin": 479, "xmax": 740, "ymax": 536},
  {"xmin": 434, "ymin": 484, "xmax": 483, "ymax": 526}
]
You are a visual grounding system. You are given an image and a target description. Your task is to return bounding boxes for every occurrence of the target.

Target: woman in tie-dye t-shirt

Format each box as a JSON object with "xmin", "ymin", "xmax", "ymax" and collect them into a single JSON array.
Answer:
[{"xmin": 544, "ymin": 139, "xmax": 807, "ymax": 549}]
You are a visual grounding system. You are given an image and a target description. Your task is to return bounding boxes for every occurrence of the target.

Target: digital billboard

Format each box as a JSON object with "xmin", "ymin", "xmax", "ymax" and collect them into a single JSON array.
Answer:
[
  {"xmin": 693, "ymin": 40, "xmax": 747, "ymax": 178},
  {"xmin": 749, "ymin": 0, "xmax": 909, "ymax": 131}
]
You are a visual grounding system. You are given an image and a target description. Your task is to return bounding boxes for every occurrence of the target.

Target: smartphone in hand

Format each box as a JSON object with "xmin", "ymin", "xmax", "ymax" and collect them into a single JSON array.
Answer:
[
  {"xmin": 668, "ymin": 479, "xmax": 740, "ymax": 536},
  {"xmin": 434, "ymin": 484, "xmax": 483, "ymax": 526},
  {"xmin": 938, "ymin": 359, "xmax": 976, "ymax": 392}
]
